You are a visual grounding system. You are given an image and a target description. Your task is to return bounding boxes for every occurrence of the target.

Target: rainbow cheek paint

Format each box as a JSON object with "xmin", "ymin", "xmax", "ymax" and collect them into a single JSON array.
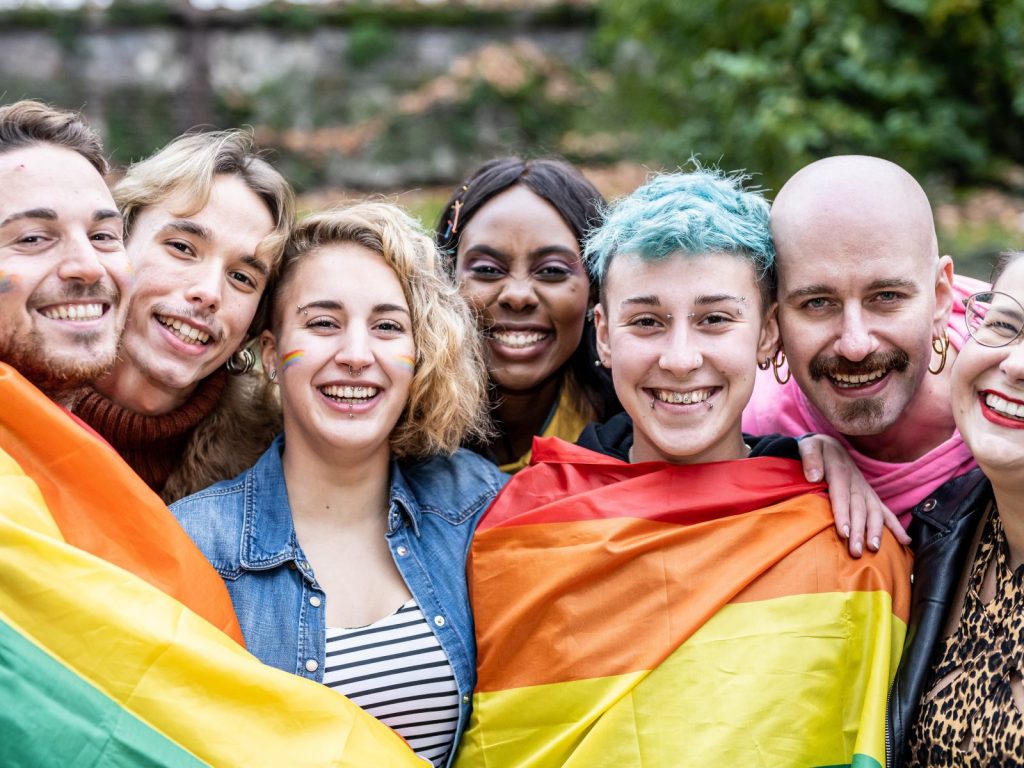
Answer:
[{"xmin": 282, "ymin": 350, "xmax": 304, "ymax": 370}]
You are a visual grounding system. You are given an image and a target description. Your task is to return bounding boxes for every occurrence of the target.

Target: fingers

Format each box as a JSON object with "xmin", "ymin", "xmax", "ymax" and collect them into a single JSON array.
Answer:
[
  {"xmin": 883, "ymin": 508, "xmax": 912, "ymax": 547},
  {"xmin": 797, "ymin": 437, "xmax": 825, "ymax": 483}
]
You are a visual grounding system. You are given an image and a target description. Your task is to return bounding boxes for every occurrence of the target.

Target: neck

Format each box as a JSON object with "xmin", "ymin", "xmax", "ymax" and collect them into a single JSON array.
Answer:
[
  {"xmin": 281, "ymin": 437, "xmax": 392, "ymax": 527},
  {"xmin": 988, "ymin": 477, "xmax": 1024, "ymax": 570},
  {"xmin": 844, "ymin": 352, "xmax": 956, "ymax": 462},
  {"xmin": 95, "ymin": 360, "xmax": 196, "ymax": 416},
  {"xmin": 491, "ymin": 376, "xmax": 561, "ymax": 465}
]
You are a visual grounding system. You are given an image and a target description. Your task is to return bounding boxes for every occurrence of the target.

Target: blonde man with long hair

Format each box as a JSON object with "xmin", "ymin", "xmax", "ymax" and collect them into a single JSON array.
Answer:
[
  {"xmin": 171, "ymin": 202, "xmax": 505, "ymax": 768},
  {"xmin": 73, "ymin": 129, "xmax": 295, "ymax": 502}
]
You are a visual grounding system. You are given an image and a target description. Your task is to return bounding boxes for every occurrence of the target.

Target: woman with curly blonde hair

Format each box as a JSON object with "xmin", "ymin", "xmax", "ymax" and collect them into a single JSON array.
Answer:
[{"xmin": 171, "ymin": 202, "xmax": 505, "ymax": 768}]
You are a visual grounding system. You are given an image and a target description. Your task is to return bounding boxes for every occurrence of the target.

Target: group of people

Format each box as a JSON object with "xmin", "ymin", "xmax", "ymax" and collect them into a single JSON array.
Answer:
[{"xmin": 1, "ymin": 96, "xmax": 1021, "ymax": 766}]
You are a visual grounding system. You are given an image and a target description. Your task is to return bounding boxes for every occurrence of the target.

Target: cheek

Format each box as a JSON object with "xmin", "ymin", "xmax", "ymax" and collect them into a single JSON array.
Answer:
[{"xmin": 457, "ymin": 280, "xmax": 498, "ymax": 318}]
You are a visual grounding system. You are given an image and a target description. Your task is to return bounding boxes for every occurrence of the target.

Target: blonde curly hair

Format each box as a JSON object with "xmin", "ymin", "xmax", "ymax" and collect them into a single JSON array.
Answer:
[{"xmin": 270, "ymin": 202, "xmax": 491, "ymax": 459}]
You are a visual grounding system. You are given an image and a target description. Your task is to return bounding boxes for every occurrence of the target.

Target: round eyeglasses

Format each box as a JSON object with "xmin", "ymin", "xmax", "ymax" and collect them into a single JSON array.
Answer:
[{"xmin": 963, "ymin": 291, "xmax": 1024, "ymax": 347}]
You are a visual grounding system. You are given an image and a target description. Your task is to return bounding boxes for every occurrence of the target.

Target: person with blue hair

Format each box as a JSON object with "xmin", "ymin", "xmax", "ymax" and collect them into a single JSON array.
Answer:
[{"xmin": 456, "ymin": 169, "xmax": 912, "ymax": 766}]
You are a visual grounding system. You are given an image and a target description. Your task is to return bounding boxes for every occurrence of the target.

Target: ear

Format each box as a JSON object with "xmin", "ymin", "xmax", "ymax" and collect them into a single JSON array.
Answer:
[
  {"xmin": 259, "ymin": 330, "xmax": 279, "ymax": 375},
  {"xmin": 757, "ymin": 302, "xmax": 781, "ymax": 363},
  {"xmin": 933, "ymin": 255, "xmax": 955, "ymax": 337},
  {"xmin": 594, "ymin": 302, "xmax": 612, "ymax": 367}
]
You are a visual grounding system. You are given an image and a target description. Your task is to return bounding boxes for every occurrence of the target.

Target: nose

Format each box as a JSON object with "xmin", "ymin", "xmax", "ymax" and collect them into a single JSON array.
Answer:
[
  {"xmin": 498, "ymin": 276, "xmax": 539, "ymax": 313},
  {"xmin": 187, "ymin": 265, "xmax": 223, "ymax": 313},
  {"xmin": 999, "ymin": 339, "xmax": 1024, "ymax": 383},
  {"xmin": 56, "ymin": 234, "xmax": 106, "ymax": 285},
  {"xmin": 334, "ymin": 327, "xmax": 375, "ymax": 374},
  {"xmin": 833, "ymin": 305, "xmax": 879, "ymax": 362},
  {"xmin": 659, "ymin": 323, "xmax": 703, "ymax": 375}
]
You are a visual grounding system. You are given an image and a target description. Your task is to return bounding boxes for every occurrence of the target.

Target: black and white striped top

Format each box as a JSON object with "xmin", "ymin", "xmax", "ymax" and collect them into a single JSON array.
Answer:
[{"xmin": 323, "ymin": 600, "xmax": 460, "ymax": 767}]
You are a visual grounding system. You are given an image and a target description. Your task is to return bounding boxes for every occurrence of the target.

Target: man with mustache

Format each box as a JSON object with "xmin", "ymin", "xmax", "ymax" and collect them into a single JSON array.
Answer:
[
  {"xmin": 743, "ymin": 155, "xmax": 986, "ymax": 553},
  {"xmin": 72, "ymin": 130, "xmax": 294, "ymax": 502}
]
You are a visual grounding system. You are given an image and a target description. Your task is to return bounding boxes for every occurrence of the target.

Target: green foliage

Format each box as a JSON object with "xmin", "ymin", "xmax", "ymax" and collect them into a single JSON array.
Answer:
[
  {"xmin": 346, "ymin": 21, "xmax": 396, "ymax": 69},
  {"xmin": 103, "ymin": 89, "xmax": 174, "ymax": 166},
  {"xmin": 106, "ymin": 0, "xmax": 173, "ymax": 26},
  {"xmin": 595, "ymin": 0, "xmax": 1024, "ymax": 190}
]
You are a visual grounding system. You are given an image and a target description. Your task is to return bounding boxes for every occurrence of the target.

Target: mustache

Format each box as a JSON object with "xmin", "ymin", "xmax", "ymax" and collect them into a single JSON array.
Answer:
[
  {"xmin": 33, "ymin": 281, "xmax": 120, "ymax": 306},
  {"xmin": 808, "ymin": 349, "xmax": 910, "ymax": 381},
  {"xmin": 149, "ymin": 302, "xmax": 223, "ymax": 342}
]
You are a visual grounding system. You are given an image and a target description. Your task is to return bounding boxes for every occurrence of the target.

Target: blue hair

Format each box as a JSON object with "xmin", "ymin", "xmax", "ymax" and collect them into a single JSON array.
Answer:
[{"xmin": 584, "ymin": 169, "xmax": 775, "ymax": 303}]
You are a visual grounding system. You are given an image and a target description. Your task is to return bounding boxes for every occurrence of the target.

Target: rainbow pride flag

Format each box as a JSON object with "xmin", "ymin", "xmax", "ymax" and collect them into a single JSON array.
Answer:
[
  {"xmin": 459, "ymin": 437, "xmax": 912, "ymax": 768},
  {"xmin": 0, "ymin": 363, "xmax": 422, "ymax": 766}
]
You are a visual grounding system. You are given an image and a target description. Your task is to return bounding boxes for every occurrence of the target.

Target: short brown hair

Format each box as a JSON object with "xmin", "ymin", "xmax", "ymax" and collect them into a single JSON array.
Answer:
[{"xmin": 0, "ymin": 99, "xmax": 107, "ymax": 174}]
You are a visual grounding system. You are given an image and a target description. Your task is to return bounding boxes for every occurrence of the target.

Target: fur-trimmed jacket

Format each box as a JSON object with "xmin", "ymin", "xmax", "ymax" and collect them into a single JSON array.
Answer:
[{"xmin": 73, "ymin": 370, "xmax": 281, "ymax": 504}]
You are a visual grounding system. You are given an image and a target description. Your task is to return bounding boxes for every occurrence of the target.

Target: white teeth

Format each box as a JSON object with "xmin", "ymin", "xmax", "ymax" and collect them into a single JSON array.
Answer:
[
  {"xmin": 832, "ymin": 369, "xmax": 886, "ymax": 388},
  {"xmin": 41, "ymin": 303, "xmax": 104, "ymax": 321},
  {"xmin": 492, "ymin": 330, "xmax": 548, "ymax": 348},
  {"xmin": 654, "ymin": 388, "xmax": 713, "ymax": 405},
  {"xmin": 985, "ymin": 393, "xmax": 1024, "ymax": 420},
  {"xmin": 321, "ymin": 385, "xmax": 380, "ymax": 401},
  {"xmin": 157, "ymin": 316, "xmax": 211, "ymax": 345}
]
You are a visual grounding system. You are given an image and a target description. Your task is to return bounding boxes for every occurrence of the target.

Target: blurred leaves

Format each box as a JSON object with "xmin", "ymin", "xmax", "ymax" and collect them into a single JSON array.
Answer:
[{"xmin": 594, "ymin": 0, "xmax": 1024, "ymax": 191}]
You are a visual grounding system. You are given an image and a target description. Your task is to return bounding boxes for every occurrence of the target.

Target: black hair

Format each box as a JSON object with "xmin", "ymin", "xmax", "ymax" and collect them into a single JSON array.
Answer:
[{"xmin": 436, "ymin": 157, "xmax": 619, "ymax": 424}]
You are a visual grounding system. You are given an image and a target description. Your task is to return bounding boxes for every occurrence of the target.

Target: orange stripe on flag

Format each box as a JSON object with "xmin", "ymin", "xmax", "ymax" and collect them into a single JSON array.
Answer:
[{"xmin": 0, "ymin": 364, "xmax": 243, "ymax": 643}]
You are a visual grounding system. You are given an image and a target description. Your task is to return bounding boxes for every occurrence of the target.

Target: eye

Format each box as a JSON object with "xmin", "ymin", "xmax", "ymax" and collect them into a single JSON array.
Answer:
[
  {"xmin": 534, "ymin": 263, "xmax": 573, "ymax": 281},
  {"xmin": 625, "ymin": 314, "xmax": 663, "ymax": 329},
  {"xmin": 468, "ymin": 263, "xmax": 504, "ymax": 279},
  {"xmin": 305, "ymin": 316, "xmax": 339, "ymax": 330},
  {"xmin": 873, "ymin": 291, "xmax": 904, "ymax": 304},
  {"xmin": 802, "ymin": 297, "xmax": 832, "ymax": 311},
  {"xmin": 166, "ymin": 240, "xmax": 196, "ymax": 258},
  {"xmin": 696, "ymin": 312, "xmax": 734, "ymax": 328},
  {"xmin": 374, "ymin": 318, "xmax": 406, "ymax": 334},
  {"xmin": 228, "ymin": 270, "xmax": 258, "ymax": 290}
]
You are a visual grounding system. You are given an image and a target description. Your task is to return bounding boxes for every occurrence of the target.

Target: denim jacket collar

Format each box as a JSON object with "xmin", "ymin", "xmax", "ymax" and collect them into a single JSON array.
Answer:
[{"xmin": 240, "ymin": 435, "xmax": 427, "ymax": 570}]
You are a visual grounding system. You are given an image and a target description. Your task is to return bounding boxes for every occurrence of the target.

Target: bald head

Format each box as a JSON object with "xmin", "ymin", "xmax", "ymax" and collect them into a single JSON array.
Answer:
[
  {"xmin": 772, "ymin": 155, "xmax": 938, "ymax": 271},
  {"xmin": 768, "ymin": 155, "xmax": 956, "ymax": 452}
]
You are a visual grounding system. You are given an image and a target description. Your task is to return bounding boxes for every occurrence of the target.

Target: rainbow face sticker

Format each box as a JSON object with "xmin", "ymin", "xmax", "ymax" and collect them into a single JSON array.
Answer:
[
  {"xmin": 282, "ymin": 350, "xmax": 304, "ymax": 370},
  {"xmin": 0, "ymin": 271, "xmax": 19, "ymax": 294},
  {"xmin": 394, "ymin": 354, "xmax": 416, "ymax": 372}
]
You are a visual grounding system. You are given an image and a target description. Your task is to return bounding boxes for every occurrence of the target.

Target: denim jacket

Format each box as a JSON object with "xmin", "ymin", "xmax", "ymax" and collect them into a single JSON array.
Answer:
[{"xmin": 170, "ymin": 434, "xmax": 506, "ymax": 765}]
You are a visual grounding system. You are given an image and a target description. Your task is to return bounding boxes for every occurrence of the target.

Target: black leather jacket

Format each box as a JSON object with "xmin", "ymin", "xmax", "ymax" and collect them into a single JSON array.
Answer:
[{"xmin": 886, "ymin": 467, "xmax": 991, "ymax": 768}]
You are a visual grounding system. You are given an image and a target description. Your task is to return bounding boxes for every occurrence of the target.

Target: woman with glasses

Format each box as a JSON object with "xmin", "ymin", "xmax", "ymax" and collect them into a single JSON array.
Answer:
[{"xmin": 889, "ymin": 250, "xmax": 1024, "ymax": 766}]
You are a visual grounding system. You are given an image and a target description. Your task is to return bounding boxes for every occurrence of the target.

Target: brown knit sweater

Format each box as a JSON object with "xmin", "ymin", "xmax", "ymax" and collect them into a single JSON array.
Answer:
[{"xmin": 73, "ymin": 370, "xmax": 281, "ymax": 503}]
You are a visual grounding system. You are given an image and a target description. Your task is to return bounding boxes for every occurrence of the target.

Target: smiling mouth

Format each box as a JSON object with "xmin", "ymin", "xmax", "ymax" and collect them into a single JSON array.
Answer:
[
  {"xmin": 321, "ymin": 385, "xmax": 380, "ymax": 404},
  {"xmin": 489, "ymin": 330, "xmax": 551, "ymax": 348},
  {"xmin": 157, "ymin": 315, "xmax": 211, "ymax": 345},
  {"xmin": 829, "ymin": 369, "xmax": 888, "ymax": 388},
  {"xmin": 650, "ymin": 387, "xmax": 715, "ymax": 405},
  {"xmin": 985, "ymin": 392, "xmax": 1024, "ymax": 421},
  {"xmin": 40, "ymin": 303, "xmax": 106, "ymax": 321}
]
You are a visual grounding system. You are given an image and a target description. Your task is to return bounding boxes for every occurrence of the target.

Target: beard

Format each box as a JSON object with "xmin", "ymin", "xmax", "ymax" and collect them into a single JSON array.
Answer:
[{"xmin": 0, "ymin": 325, "xmax": 116, "ymax": 402}]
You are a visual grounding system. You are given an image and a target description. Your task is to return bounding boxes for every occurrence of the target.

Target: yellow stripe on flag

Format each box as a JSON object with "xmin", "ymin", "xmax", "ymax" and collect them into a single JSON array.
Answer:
[
  {"xmin": 0, "ymin": 446, "xmax": 423, "ymax": 767},
  {"xmin": 459, "ymin": 591, "xmax": 905, "ymax": 767}
]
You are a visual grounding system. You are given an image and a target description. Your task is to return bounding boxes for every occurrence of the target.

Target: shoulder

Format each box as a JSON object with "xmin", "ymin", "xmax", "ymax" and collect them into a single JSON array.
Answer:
[
  {"xmin": 746, "ymin": 433, "xmax": 802, "ymax": 461},
  {"xmin": 396, "ymin": 449, "xmax": 508, "ymax": 524}
]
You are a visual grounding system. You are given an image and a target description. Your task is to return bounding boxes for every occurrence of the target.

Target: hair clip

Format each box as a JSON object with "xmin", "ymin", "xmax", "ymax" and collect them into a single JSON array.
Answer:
[{"xmin": 444, "ymin": 185, "xmax": 469, "ymax": 240}]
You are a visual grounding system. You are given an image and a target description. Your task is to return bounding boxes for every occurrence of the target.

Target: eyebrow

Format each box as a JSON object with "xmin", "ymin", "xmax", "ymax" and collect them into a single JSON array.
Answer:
[
  {"xmin": 785, "ymin": 278, "xmax": 918, "ymax": 302},
  {"xmin": 160, "ymin": 220, "xmax": 212, "ymax": 240},
  {"xmin": 619, "ymin": 293, "xmax": 745, "ymax": 309},
  {"xmin": 241, "ymin": 254, "xmax": 270, "ymax": 277},
  {"xmin": 464, "ymin": 243, "xmax": 580, "ymax": 260},
  {"xmin": 1, "ymin": 207, "xmax": 122, "ymax": 228},
  {"xmin": 295, "ymin": 300, "xmax": 410, "ymax": 316}
]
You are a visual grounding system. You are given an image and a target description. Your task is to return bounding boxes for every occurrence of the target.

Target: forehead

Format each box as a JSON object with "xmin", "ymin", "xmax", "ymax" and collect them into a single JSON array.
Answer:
[
  {"xmin": 0, "ymin": 144, "xmax": 115, "ymax": 219},
  {"xmin": 994, "ymin": 256, "xmax": 1024, "ymax": 297},
  {"xmin": 459, "ymin": 185, "xmax": 577, "ymax": 251},
  {"xmin": 289, "ymin": 242, "xmax": 407, "ymax": 304},
  {"xmin": 605, "ymin": 251, "xmax": 760, "ymax": 306}
]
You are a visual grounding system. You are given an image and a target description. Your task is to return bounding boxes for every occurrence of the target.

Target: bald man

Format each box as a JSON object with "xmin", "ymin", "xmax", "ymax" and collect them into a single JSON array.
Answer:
[{"xmin": 743, "ymin": 155, "xmax": 986, "ymax": 543}]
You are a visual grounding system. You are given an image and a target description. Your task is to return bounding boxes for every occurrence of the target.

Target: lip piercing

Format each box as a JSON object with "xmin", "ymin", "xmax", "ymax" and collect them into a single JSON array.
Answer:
[
  {"xmin": 705, "ymin": 401, "xmax": 714, "ymax": 410},
  {"xmin": 650, "ymin": 398, "xmax": 656, "ymax": 410},
  {"xmin": 348, "ymin": 404, "xmax": 355, "ymax": 419}
]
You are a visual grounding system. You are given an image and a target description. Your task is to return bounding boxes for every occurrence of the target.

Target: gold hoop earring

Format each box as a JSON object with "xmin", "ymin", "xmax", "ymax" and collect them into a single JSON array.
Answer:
[
  {"xmin": 928, "ymin": 332, "xmax": 949, "ymax": 375},
  {"xmin": 772, "ymin": 349, "xmax": 791, "ymax": 385}
]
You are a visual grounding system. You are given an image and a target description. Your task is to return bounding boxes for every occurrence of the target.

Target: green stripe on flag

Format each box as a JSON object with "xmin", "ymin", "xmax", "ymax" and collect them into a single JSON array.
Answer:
[{"xmin": 0, "ymin": 617, "xmax": 205, "ymax": 767}]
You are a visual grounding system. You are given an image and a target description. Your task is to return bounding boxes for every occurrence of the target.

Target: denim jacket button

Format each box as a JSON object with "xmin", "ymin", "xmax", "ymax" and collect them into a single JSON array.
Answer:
[
  {"xmin": 433, "ymin": 615, "xmax": 445, "ymax": 627},
  {"xmin": 309, "ymin": 595, "xmax": 322, "ymax": 608},
  {"xmin": 396, "ymin": 545, "xmax": 409, "ymax": 557},
  {"xmin": 462, "ymin": 694, "xmax": 470, "ymax": 704},
  {"xmin": 305, "ymin": 659, "xmax": 319, "ymax": 672}
]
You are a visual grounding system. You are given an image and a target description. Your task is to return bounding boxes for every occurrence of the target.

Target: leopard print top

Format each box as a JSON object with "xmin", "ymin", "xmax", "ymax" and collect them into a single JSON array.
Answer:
[{"xmin": 906, "ymin": 510, "xmax": 1024, "ymax": 766}]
